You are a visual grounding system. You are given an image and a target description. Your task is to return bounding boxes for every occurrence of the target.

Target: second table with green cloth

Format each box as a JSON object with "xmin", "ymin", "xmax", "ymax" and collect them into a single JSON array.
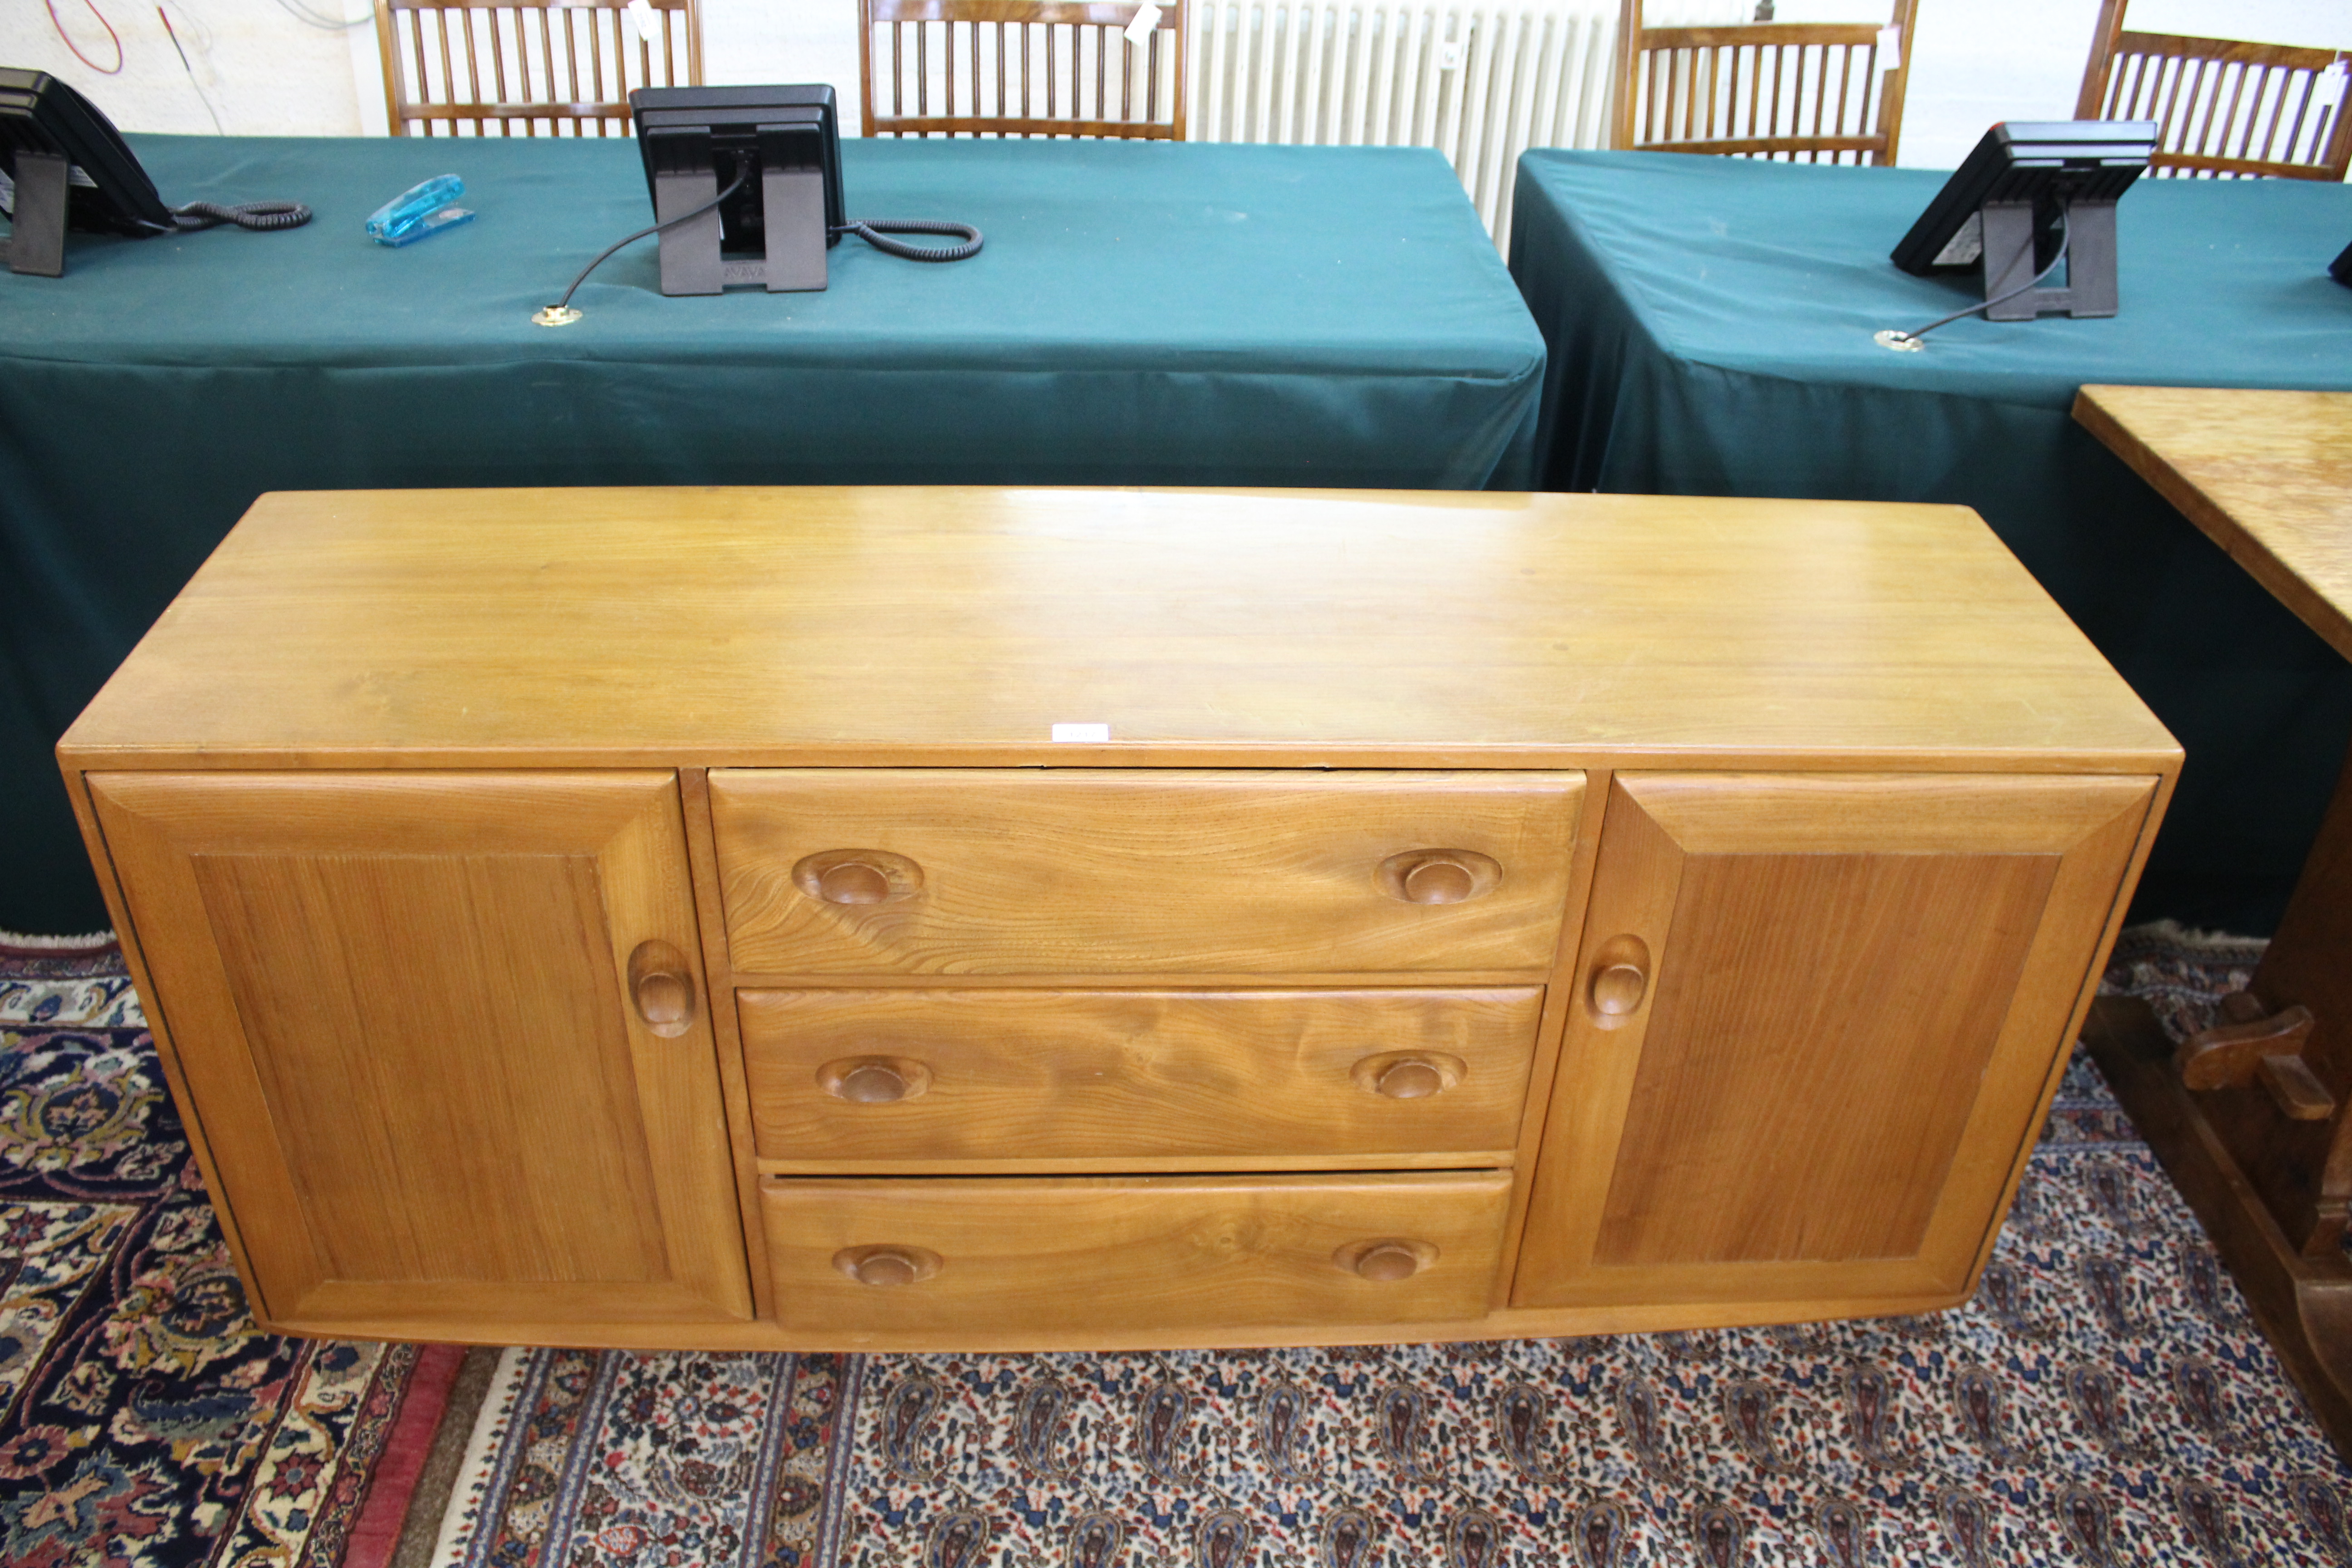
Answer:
[
  {"xmin": 1510, "ymin": 148, "xmax": 2352, "ymax": 932},
  {"xmin": 0, "ymin": 132, "xmax": 1544, "ymax": 935}
]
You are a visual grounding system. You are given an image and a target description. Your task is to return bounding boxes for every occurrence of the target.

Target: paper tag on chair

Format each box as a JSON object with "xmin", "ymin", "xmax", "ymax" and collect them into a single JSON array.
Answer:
[
  {"xmin": 1876, "ymin": 24, "xmax": 1902, "ymax": 72},
  {"xmin": 1124, "ymin": 2, "xmax": 1165, "ymax": 47},
  {"xmin": 2317, "ymin": 57, "xmax": 2348, "ymax": 111},
  {"xmin": 622, "ymin": 0, "xmax": 657, "ymax": 42}
]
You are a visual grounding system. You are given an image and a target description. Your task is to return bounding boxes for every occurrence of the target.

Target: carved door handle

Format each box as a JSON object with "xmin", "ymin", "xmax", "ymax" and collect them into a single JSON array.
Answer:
[
  {"xmin": 1376, "ymin": 849, "xmax": 1501, "ymax": 904},
  {"xmin": 817, "ymin": 1056, "xmax": 934, "ymax": 1104},
  {"xmin": 1583, "ymin": 935, "xmax": 1652, "ymax": 1027},
  {"xmin": 1350, "ymin": 1050, "xmax": 1466, "ymax": 1100},
  {"xmin": 626, "ymin": 939, "xmax": 697, "ymax": 1037},
  {"xmin": 1334, "ymin": 1238, "xmax": 1437, "ymax": 1280},
  {"xmin": 1375, "ymin": 1059, "xmax": 1444, "ymax": 1099},
  {"xmin": 1591, "ymin": 963, "xmax": 1646, "ymax": 1016},
  {"xmin": 833, "ymin": 1245, "xmax": 942, "ymax": 1286},
  {"xmin": 794, "ymin": 849, "xmax": 923, "ymax": 905}
]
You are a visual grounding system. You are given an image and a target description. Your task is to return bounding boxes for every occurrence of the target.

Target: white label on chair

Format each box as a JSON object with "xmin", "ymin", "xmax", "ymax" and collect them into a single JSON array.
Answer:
[
  {"xmin": 1124, "ymin": 3, "xmax": 1163, "ymax": 46},
  {"xmin": 1052, "ymin": 723, "xmax": 1112, "ymax": 742},
  {"xmin": 623, "ymin": 0, "xmax": 656, "ymax": 41},
  {"xmin": 2318, "ymin": 59, "xmax": 2347, "ymax": 111},
  {"xmin": 1876, "ymin": 25, "xmax": 1901, "ymax": 71}
]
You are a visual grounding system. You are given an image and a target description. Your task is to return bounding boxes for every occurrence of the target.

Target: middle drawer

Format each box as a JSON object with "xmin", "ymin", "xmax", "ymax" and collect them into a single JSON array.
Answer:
[{"xmin": 740, "ymin": 986, "xmax": 1544, "ymax": 1170}]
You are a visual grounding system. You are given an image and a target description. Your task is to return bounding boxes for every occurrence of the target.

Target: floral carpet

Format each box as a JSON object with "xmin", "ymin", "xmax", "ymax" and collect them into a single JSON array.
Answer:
[
  {"xmin": 0, "ymin": 937, "xmax": 448, "ymax": 1568},
  {"xmin": 424, "ymin": 924, "xmax": 2352, "ymax": 1568},
  {"xmin": 8, "ymin": 927, "xmax": 2352, "ymax": 1566}
]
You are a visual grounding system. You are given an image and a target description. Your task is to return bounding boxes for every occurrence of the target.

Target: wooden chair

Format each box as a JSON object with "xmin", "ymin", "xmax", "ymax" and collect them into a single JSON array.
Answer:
[
  {"xmin": 860, "ymin": 0, "xmax": 1186, "ymax": 140},
  {"xmin": 2075, "ymin": 0, "xmax": 2350, "ymax": 181},
  {"xmin": 1609, "ymin": 0, "xmax": 1918, "ymax": 166},
  {"xmin": 374, "ymin": 0, "xmax": 702, "ymax": 137}
]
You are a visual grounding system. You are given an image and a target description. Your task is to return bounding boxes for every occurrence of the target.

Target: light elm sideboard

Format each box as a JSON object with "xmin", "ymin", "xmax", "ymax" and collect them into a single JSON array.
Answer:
[{"xmin": 59, "ymin": 485, "xmax": 2177, "ymax": 1349}]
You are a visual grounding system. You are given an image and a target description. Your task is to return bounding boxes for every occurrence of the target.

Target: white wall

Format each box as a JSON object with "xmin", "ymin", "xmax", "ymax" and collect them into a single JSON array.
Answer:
[
  {"xmin": 3, "ymin": 0, "xmax": 2346, "ymax": 165},
  {"xmin": 0, "ymin": 0, "xmax": 383, "ymax": 135},
  {"xmin": 0, "ymin": 0, "xmax": 865, "ymax": 137},
  {"xmin": 1894, "ymin": 0, "xmax": 2352, "ymax": 169},
  {"xmin": 703, "ymin": 0, "xmax": 860, "ymax": 109}
]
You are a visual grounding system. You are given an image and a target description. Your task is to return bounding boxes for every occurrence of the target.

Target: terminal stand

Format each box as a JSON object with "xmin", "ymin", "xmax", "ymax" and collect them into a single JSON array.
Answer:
[
  {"xmin": 1981, "ymin": 197, "xmax": 2117, "ymax": 320},
  {"xmin": 648, "ymin": 125, "xmax": 828, "ymax": 297},
  {"xmin": 757, "ymin": 123, "xmax": 826, "ymax": 292},
  {"xmin": 2, "ymin": 151, "xmax": 69, "ymax": 277}
]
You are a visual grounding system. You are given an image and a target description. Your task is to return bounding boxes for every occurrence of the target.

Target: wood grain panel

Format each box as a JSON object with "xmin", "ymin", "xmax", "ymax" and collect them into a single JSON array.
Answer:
[
  {"xmin": 191, "ymin": 848, "xmax": 673, "ymax": 1287},
  {"xmin": 678, "ymin": 767, "xmax": 776, "ymax": 1320},
  {"xmin": 710, "ymin": 770, "xmax": 1583, "ymax": 975},
  {"xmin": 2073, "ymin": 387, "xmax": 2352, "ymax": 663},
  {"xmin": 1593, "ymin": 849, "xmax": 2055, "ymax": 1264},
  {"xmin": 738, "ymin": 986, "xmax": 1540, "ymax": 1166},
  {"xmin": 57, "ymin": 487, "xmax": 2176, "ymax": 770},
  {"xmin": 1513, "ymin": 771, "xmax": 2156, "ymax": 1311},
  {"xmin": 87, "ymin": 771, "xmax": 751, "ymax": 1329},
  {"xmin": 759, "ymin": 1171, "xmax": 1510, "ymax": 1333}
]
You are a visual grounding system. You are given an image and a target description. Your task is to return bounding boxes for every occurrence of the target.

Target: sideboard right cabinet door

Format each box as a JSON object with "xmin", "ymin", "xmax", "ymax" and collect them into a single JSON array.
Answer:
[{"xmin": 1512, "ymin": 772, "xmax": 2155, "ymax": 1315}]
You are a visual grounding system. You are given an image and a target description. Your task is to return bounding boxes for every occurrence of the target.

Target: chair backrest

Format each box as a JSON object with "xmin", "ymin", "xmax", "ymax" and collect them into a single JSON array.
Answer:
[
  {"xmin": 860, "ymin": 0, "xmax": 1187, "ymax": 140},
  {"xmin": 1609, "ymin": 0, "xmax": 1918, "ymax": 166},
  {"xmin": 2074, "ymin": 0, "xmax": 2350, "ymax": 181},
  {"xmin": 374, "ymin": 0, "xmax": 702, "ymax": 137}
]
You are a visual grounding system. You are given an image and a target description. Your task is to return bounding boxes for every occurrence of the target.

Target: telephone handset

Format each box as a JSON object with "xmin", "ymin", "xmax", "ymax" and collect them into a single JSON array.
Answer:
[{"xmin": 1, "ymin": 69, "xmax": 308, "ymax": 278}]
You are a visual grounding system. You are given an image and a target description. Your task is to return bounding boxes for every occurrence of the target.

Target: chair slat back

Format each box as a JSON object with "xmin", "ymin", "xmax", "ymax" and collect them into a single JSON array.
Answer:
[
  {"xmin": 1610, "ymin": 0, "xmax": 1917, "ymax": 166},
  {"xmin": 2077, "ymin": 3, "xmax": 2350, "ymax": 182},
  {"xmin": 375, "ymin": 0, "xmax": 702, "ymax": 137},
  {"xmin": 861, "ymin": 0, "xmax": 1186, "ymax": 140}
]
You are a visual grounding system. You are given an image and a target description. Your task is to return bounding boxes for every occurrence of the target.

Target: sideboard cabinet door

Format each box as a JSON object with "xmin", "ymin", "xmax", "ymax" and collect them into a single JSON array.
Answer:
[
  {"xmin": 1513, "ymin": 771, "xmax": 2154, "ymax": 1315},
  {"xmin": 88, "ymin": 771, "xmax": 752, "ymax": 1337}
]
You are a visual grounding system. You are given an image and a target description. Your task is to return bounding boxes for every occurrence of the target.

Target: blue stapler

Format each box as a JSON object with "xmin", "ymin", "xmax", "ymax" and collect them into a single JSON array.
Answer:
[{"xmin": 367, "ymin": 174, "xmax": 474, "ymax": 246}]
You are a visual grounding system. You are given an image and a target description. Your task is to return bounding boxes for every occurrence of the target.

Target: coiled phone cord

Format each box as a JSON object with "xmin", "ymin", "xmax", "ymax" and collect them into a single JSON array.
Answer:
[
  {"xmin": 831, "ymin": 219, "xmax": 983, "ymax": 262},
  {"xmin": 171, "ymin": 200, "xmax": 313, "ymax": 231}
]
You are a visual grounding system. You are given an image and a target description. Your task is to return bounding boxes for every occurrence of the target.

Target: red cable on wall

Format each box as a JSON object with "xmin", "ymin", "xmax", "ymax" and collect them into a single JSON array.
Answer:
[{"xmin": 46, "ymin": 0, "xmax": 127, "ymax": 74}]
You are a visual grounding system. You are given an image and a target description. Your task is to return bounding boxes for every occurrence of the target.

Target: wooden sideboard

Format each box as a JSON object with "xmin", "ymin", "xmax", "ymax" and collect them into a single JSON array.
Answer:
[{"xmin": 59, "ymin": 486, "xmax": 2178, "ymax": 1350}]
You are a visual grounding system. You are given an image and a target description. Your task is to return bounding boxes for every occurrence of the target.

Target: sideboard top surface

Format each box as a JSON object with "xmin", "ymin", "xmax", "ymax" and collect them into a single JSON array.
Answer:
[{"xmin": 61, "ymin": 485, "xmax": 2178, "ymax": 769}]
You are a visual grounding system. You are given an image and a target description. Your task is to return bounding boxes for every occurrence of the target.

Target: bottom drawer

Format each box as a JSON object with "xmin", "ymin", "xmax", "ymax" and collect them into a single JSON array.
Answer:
[{"xmin": 760, "ymin": 1171, "xmax": 1511, "ymax": 1337}]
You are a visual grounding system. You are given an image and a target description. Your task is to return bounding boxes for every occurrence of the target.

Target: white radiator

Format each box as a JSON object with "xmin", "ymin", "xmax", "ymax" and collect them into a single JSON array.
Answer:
[{"xmin": 1186, "ymin": 0, "xmax": 1747, "ymax": 250}]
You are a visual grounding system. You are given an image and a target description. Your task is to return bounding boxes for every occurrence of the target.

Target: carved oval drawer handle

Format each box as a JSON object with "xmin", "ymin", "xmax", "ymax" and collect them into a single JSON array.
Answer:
[
  {"xmin": 1584, "ymin": 934, "xmax": 1653, "ymax": 1028},
  {"xmin": 625, "ymin": 939, "xmax": 697, "ymax": 1037},
  {"xmin": 1375, "ymin": 849, "xmax": 1501, "ymax": 905},
  {"xmin": 833, "ymin": 1244, "xmax": 943, "ymax": 1287},
  {"xmin": 794, "ymin": 849, "xmax": 923, "ymax": 906},
  {"xmin": 816, "ymin": 1056, "xmax": 934, "ymax": 1104},
  {"xmin": 1348, "ymin": 1050, "xmax": 1467, "ymax": 1100},
  {"xmin": 1334, "ymin": 1238, "xmax": 1438, "ymax": 1281}
]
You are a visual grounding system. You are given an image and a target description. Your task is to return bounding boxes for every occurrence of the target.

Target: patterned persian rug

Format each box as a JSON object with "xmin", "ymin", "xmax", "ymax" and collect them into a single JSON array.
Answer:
[
  {"xmin": 423, "ymin": 923, "xmax": 2352, "ymax": 1568},
  {"xmin": 9, "ymin": 926, "xmax": 2352, "ymax": 1566},
  {"xmin": 0, "ymin": 935, "xmax": 457, "ymax": 1568}
]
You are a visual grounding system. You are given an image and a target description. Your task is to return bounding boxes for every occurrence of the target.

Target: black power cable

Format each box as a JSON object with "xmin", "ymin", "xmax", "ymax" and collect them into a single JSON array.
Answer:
[
  {"xmin": 1877, "ymin": 206, "xmax": 2072, "ymax": 351},
  {"xmin": 537, "ymin": 163, "xmax": 753, "ymax": 325},
  {"xmin": 534, "ymin": 161, "xmax": 983, "ymax": 324}
]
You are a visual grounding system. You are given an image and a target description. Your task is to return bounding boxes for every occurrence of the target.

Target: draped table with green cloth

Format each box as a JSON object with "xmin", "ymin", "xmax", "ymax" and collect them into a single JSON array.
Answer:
[
  {"xmin": 1510, "ymin": 148, "xmax": 2352, "ymax": 932},
  {"xmin": 0, "ymin": 132, "xmax": 1544, "ymax": 935}
]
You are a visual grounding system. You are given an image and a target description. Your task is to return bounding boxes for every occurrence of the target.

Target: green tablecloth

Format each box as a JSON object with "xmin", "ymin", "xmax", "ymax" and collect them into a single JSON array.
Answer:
[
  {"xmin": 1512, "ymin": 148, "xmax": 2352, "ymax": 932},
  {"xmin": 0, "ymin": 133, "xmax": 1543, "ymax": 934}
]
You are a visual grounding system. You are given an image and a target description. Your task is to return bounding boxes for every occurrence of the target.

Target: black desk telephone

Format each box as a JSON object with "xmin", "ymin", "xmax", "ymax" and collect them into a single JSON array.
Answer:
[{"xmin": 0, "ymin": 69, "xmax": 308, "ymax": 277}]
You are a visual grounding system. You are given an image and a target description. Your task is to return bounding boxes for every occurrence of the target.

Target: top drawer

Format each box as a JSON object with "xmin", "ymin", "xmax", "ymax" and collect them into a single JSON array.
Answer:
[{"xmin": 710, "ymin": 770, "xmax": 1584, "ymax": 975}]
